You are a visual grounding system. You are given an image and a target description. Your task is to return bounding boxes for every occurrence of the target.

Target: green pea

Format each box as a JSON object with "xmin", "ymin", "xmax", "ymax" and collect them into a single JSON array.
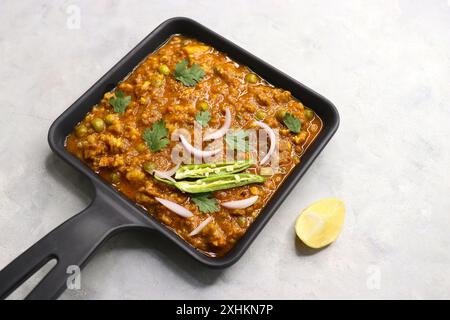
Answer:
[
  {"xmin": 255, "ymin": 110, "xmax": 266, "ymax": 120},
  {"xmin": 110, "ymin": 172, "xmax": 121, "ymax": 184},
  {"xmin": 275, "ymin": 109, "xmax": 287, "ymax": 122},
  {"xmin": 305, "ymin": 109, "xmax": 314, "ymax": 121},
  {"xmin": 245, "ymin": 73, "xmax": 258, "ymax": 84},
  {"xmin": 151, "ymin": 75, "xmax": 163, "ymax": 87},
  {"xmin": 143, "ymin": 162, "xmax": 156, "ymax": 173},
  {"xmin": 197, "ymin": 100, "xmax": 209, "ymax": 111},
  {"xmin": 136, "ymin": 143, "xmax": 147, "ymax": 153},
  {"xmin": 158, "ymin": 64, "xmax": 170, "ymax": 75},
  {"xmin": 75, "ymin": 124, "xmax": 88, "ymax": 138},
  {"xmin": 237, "ymin": 216, "xmax": 247, "ymax": 228},
  {"xmin": 136, "ymin": 192, "xmax": 153, "ymax": 203},
  {"xmin": 104, "ymin": 114, "xmax": 118, "ymax": 125},
  {"xmin": 91, "ymin": 118, "xmax": 105, "ymax": 132}
]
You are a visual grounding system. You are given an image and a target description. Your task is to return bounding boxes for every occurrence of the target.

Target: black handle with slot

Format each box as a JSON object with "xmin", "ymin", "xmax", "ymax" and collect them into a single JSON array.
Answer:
[{"xmin": 0, "ymin": 185, "xmax": 151, "ymax": 300}]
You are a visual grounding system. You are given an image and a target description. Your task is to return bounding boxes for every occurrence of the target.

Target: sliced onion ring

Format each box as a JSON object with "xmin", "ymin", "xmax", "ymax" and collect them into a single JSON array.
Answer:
[
  {"xmin": 153, "ymin": 162, "xmax": 180, "ymax": 182},
  {"xmin": 154, "ymin": 173, "xmax": 176, "ymax": 183},
  {"xmin": 221, "ymin": 196, "xmax": 259, "ymax": 209},
  {"xmin": 155, "ymin": 197, "xmax": 193, "ymax": 218},
  {"xmin": 255, "ymin": 121, "xmax": 276, "ymax": 165},
  {"xmin": 180, "ymin": 135, "xmax": 221, "ymax": 158},
  {"xmin": 204, "ymin": 107, "xmax": 231, "ymax": 141},
  {"xmin": 189, "ymin": 216, "xmax": 213, "ymax": 236},
  {"xmin": 153, "ymin": 162, "xmax": 180, "ymax": 177}
]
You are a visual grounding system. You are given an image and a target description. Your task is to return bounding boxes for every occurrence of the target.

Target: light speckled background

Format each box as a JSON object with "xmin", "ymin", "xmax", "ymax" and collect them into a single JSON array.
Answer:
[{"xmin": 1, "ymin": 0, "xmax": 449, "ymax": 300}]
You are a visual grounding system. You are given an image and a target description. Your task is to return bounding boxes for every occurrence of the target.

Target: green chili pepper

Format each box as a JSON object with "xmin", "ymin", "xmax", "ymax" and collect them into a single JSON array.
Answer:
[
  {"xmin": 174, "ymin": 173, "xmax": 265, "ymax": 194},
  {"xmin": 175, "ymin": 160, "xmax": 252, "ymax": 180},
  {"xmin": 153, "ymin": 174, "xmax": 176, "ymax": 186}
]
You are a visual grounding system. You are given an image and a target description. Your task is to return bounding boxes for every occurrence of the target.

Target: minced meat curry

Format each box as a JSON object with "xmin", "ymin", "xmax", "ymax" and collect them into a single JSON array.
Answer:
[{"xmin": 66, "ymin": 35, "xmax": 322, "ymax": 257}]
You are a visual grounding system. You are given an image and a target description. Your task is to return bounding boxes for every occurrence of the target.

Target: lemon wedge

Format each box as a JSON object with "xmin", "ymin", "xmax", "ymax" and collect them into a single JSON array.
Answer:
[{"xmin": 295, "ymin": 198, "xmax": 345, "ymax": 249}]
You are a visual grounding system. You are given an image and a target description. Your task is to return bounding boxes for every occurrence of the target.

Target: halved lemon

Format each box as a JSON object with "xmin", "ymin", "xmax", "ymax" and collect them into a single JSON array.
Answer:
[{"xmin": 295, "ymin": 198, "xmax": 345, "ymax": 249}]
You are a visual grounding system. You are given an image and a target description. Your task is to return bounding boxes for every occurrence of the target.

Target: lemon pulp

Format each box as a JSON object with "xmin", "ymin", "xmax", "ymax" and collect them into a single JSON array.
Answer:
[{"xmin": 295, "ymin": 198, "xmax": 345, "ymax": 249}]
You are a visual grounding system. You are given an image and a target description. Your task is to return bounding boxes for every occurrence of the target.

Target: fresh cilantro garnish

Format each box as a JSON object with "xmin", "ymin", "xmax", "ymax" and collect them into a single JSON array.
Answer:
[
  {"xmin": 142, "ymin": 120, "xmax": 169, "ymax": 152},
  {"xmin": 225, "ymin": 130, "xmax": 250, "ymax": 152},
  {"xmin": 191, "ymin": 193, "xmax": 219, "ymax": 213},
  {"xmin": 283, "ymin": 112, "xmax": 301, "ymax": 133},
  {"xmin": 195, "ymin": 111, "xmax": 211, "ymax": 127},
  {"xmin": 109, "ymin": 89, "xmax": 131, "ymax": 113},
  {"xmin": 174, "ymin": 59, "xmax": 205, "ymax": 87}
]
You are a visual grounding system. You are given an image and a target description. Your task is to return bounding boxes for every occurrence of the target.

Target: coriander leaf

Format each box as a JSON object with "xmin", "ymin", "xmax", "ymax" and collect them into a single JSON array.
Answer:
[
  {"xmin": 143, "ymin": 120, "xmax": 169, "ymax": 152},
  {"xmin": 109, "ymin": 89, "xmax": 131, "ymax": 113},
  {"xmin": 225, "ymin": 130, "xmax": 250, "ymax": 152},
  {"xmin": 195, "ymin": 111, "xmax": 211, "ymax": 127},
  {"xmin": 174, "ymin": 59, "xmax": 205, "ymax": 86},
  {"xmin": 283, "ymin": 112, "xmax": 301, "ymax": 133},
  {"xmin": 191, "ymin": 193, "xmax": 219, "ymax": 213}
]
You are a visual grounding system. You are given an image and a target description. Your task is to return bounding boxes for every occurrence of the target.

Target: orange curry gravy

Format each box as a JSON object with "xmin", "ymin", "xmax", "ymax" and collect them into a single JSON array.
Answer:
[{"xmin": 66, "ymin": 35, "xmax": 322, "ymax": 257}]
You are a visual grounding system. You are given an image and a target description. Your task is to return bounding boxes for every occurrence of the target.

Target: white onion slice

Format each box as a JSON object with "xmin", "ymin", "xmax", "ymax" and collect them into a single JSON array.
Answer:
[
  {"xmin": 189, "ymin": 216, "xmax": 213, "ymax": 236},
  {"xmin": 203, "ymin": 107, "xmax": 231, "ymax": 141},
  {"xmin": 153, "ymin": 162, "xmax": 180, "ymax": 182},
  {"xmin": 255, "ymin": 121, "xmax": 276, "ymax": 165},
  {"xmin": 155, "ymin": 197, "xmax": 193, "ymax": 218},
  {"xmin": 221, "ymin": 196, "xmax": 259, "ymax": 209},
  {"xmin": 180, "ymin": 135, "xmax": 221, "ymax": 158},
  {"xmin": 154, "ymin": 172, "xmax": 176, "ymax": 183},
  {"xmin": 153, "ymin": 162, "xmax": 180, "ymax": 177}
]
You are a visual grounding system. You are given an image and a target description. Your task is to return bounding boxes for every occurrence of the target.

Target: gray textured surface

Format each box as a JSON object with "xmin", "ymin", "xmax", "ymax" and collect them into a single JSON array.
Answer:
[{"xmin": 1, "ymin": 0, "xmax": 449, "ymax": 299}]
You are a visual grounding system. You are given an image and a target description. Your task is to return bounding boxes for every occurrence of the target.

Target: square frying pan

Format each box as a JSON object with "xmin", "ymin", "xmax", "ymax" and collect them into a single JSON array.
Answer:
[{"xmin": 0, "ymin": 17, "xmax": 339, "ymax": 300}]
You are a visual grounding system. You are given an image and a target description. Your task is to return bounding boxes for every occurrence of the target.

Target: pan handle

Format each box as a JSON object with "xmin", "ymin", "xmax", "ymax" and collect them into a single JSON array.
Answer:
[{"xmin": 0, "ymin": 185, "xmax": 152, "ymax": 300}]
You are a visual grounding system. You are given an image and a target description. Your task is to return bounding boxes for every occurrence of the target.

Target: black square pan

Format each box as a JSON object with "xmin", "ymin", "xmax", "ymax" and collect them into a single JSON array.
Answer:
[{"xmin": 0, "ymin": 17, "xmax": 339, "ymax": 300}]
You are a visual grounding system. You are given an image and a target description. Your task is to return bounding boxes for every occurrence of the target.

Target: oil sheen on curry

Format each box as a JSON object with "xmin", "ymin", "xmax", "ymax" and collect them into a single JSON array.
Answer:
[{"xmin": 66, "ymin": 35, "xmax": 322, "ymax": 257}]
